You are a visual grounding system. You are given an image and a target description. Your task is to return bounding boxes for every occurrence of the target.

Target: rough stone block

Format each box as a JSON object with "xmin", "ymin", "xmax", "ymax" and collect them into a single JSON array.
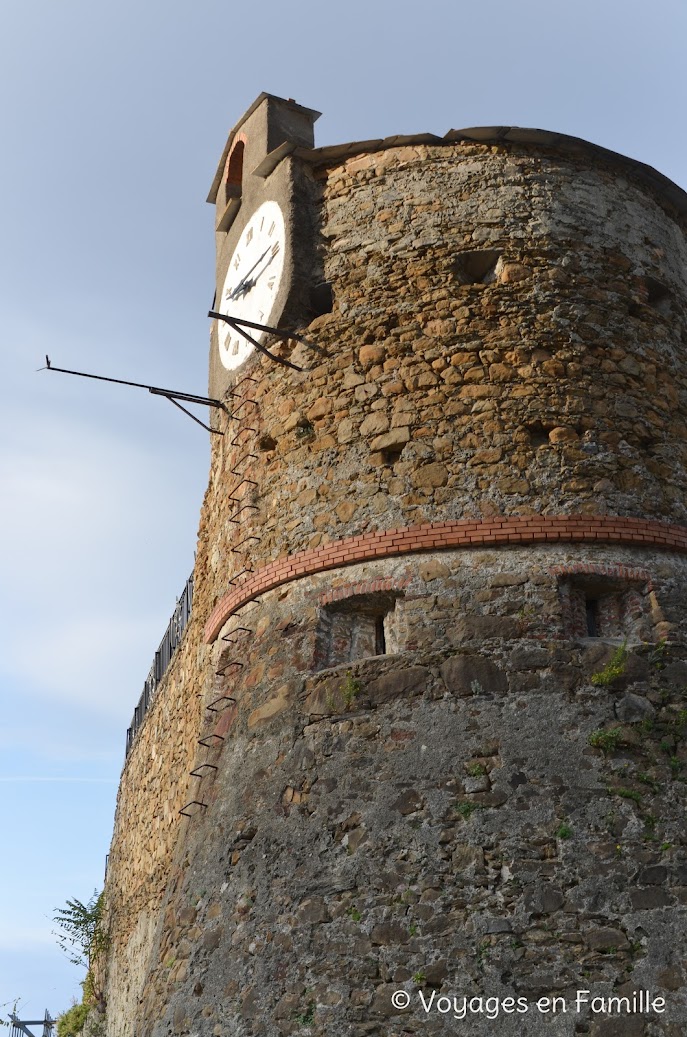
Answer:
[
  {"xmin": 454, "ymin": 615, "xmax": 520, "ymax": 641},
  {"xmin": 614, "ymin": 692, "xmax": 656, "ymax": 723},
  {"xmin": 440, "ymin": 655, "xmax": 508, "ymax": 697},
  {"xmin": 247, "ymin": 682, "xmax": 294, "ymax": 728},
  {"xmin": 365, "ymin": 666, "xmax": 429, "ymax": 705},
  {"xmin": 411, "ymin": 463, "xmax": 449, "ymax": 489}
]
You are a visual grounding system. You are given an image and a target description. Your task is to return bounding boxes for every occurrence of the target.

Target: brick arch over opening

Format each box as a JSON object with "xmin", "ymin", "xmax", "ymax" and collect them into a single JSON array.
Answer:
[
  {"xmin": 224, "ymin": 132, "xmax": 247, "ymax": 196},
  {"xmin": 204, "ymin": 515, "xmax": 687, "ymax": 643}
]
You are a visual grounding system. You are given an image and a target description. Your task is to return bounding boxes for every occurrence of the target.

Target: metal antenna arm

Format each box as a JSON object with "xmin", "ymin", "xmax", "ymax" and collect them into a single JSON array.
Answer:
[
  {"xmin": 42, "ymin": 358, "xmax": 227, "ymax": 435},
  {"xmin": 43, "ymin": 359, "xmax": 226, "ymax": 408}
]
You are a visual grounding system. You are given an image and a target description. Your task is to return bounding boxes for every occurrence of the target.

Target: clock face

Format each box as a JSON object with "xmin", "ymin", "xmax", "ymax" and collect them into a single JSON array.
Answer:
[{"xmin": 218, "ymin": 200, "xmax": 286, "ymax": 370}]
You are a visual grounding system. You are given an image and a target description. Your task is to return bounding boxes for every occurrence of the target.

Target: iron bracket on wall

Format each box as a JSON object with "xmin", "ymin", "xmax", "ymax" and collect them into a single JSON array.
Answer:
[
  {"xmin": 41, "ymin": 357, "xmax": 227, "ymax": 435},
  {"xmin": 209, "ymin": 311, "xmax": 326, "ymax": 372}
]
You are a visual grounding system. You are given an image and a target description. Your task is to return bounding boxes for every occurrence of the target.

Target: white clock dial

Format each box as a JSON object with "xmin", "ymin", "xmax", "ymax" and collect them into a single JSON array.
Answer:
[{"xmin": 218, "ymin": 200, "xmax": 286, "ymax": 370}]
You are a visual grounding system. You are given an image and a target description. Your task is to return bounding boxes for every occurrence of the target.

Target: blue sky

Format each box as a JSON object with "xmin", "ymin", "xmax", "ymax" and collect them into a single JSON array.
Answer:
[{"xmin": 1, "ymin": 0, "xmax": 686, "ymax": 1021}]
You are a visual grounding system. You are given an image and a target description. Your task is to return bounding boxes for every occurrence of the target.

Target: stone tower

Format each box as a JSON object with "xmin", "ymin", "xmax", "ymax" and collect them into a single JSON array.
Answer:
[{"xmin": 100, "ymin": 95, "xmax": 687, "ymax": 1036}]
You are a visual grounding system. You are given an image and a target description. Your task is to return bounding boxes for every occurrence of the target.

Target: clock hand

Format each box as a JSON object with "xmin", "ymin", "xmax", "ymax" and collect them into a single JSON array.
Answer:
[
  {"xmin": 246, "ymin": 247, "xmax": 279, "ymax": 287},
  {"xmin": 226, "ymin": 246, "xmax": 271, "ymax": 302}
]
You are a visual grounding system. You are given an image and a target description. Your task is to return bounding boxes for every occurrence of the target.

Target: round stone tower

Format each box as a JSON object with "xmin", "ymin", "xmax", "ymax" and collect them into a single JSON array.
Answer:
[{"xmin": 101, "ymin": 96, "xmax": 687, "ymax": 1037}]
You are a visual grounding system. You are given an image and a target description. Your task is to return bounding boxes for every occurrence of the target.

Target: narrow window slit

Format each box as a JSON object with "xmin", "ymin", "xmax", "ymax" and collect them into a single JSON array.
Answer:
[
  {"xmin": 375, "ymin": 615, "xmax": 386, "ymax": 656},
  {"xmin": 585, "ymin": 598, "xmax": 600, "ymax": 638}
]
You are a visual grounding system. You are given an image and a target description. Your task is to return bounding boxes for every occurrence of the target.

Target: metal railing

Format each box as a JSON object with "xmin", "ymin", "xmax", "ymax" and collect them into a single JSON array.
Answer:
[
  {"xmin": 125, "ymin": 572, "xmax": 194, "ymax": 756},
  {"xmin": 9, "ymin": 1012, "xmax": 54, "ymax": 1037}
]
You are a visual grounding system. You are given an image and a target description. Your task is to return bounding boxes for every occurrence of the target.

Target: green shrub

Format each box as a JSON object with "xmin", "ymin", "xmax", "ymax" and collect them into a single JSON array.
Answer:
[
  {"xmin": 340, "ymin": 671, "xmax": 361, "ymax": 708},
  {"xmin": 457, "ymin": 801, "xmax": 481, "ymax": 818},
  {"xmin": 591, "ymin": 642, "xmax": 628, "ymax": 686},
  {"xmin": 589, "ymin": 728, "xmax": 623, "ymax": 754},
  {"xmin": 609, "ymin": 786, "xmax": 642, "ymax": 804},
  {"xmin": 57, "ymin": 1001, "xmax": 89, "ymax": 1037}
]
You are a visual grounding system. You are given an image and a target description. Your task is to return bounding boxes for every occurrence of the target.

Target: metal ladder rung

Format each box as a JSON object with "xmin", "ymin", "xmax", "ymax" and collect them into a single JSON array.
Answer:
[
  {"xmin": 215, "ymin": 659, "xmax": 244, "ymax": 676},
  {"xmin": 231, "ymin": 536, "xmax": 260, "ymax": 553},
  {"xmin": 207, "ymin": 694, "xmax": 237, "ymax": 712},
  {"xmin": 230, "ymin": 453, "xmax": 257, "ymax": 474},
  {"xmin": 179, "ymin": 800, "xmax": 208, "ymax": 817},
  {"xmin": 221, "ymin": 626, "xmax": 254, "ymax": 643},
  {"xmin": 232, "ymin": 398, "xmax": 258, "ymax": 415},
  {"xmin": 228, "ymin": 568, "xmax": 253, "ymax": 585},
  {"xmin": 198, "ymin": 733, "xmax": 225, "ymax": 748},
  {"xmin": 190, "ymin": 763, "xmax": 218, "ymax": 777},
  {"xmin": 228, "ymin": 504, "xmax": 259, "ymax": 523},
  {"xmin": 230, "ymin": 427, "xmax": 256, "ymax": 445}
]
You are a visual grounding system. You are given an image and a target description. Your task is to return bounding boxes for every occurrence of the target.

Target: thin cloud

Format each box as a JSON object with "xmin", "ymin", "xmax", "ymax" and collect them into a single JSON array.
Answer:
[{"xmin": 0, "ymin": 777, "xmax": 117, "ymax": 783}]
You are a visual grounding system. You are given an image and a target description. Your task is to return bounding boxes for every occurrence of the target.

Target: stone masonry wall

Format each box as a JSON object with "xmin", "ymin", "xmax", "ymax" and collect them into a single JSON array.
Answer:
[
  {"xmin": 117, "ymin": 557, "xmax": 687, "ymax": 1036},
  {"xmin": 198, "ymin": 141, "xmax": 687, "ymax": 610},
  {"xmin": 100, "ymin": 137, "xmax": 687, "ymax": 1036},
  {"xmin": 102, "ymin": 617, "xmax": 206, "ymax": 1027}
]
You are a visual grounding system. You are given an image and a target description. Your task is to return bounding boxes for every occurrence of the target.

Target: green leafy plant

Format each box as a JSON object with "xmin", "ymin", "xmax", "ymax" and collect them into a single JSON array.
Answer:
[
  {"xmin": 589, "ymin": 728, "xmax": 623, "ymax": 754},
  {"xmin": 466, "ymin": 762, "xmax": 487, "ymax": 777},
  {"xmin": 609, "ymin": 786, "xmax": 642, "ymax": 804},
  {"xmin": 340, "ymin": 670, "xmax": 361, "ymax": 709},
  {"xmin": 296, "ymin": 1001, "xmax": 315, "ymax": 1025},
  {"xmin": 555, "ymin": 822, "xmax": 573, "ymax": 839},
  {"xmin": 346, "ymin": 906, "xmax": 362, "ymax": 922},
  {"xmin": 53, "ymin": 890, "xmax": 108, "ymax": 971},
  {"xmin": 457, "ymin": 801, "xmax": 481, "ymax": 818},
  {"xmin": 53, "ymin": 890, "xmax": 109, "ymax": 1012},
  {"xmin": 412, "ymin": 970, "xmax": 426, "ymax": 984},
  {"xmin": 649, "ymin": 638, "xmax": 668, "ymax": 669},
  {"xmin": 57, "ymin": 1001, "xmax": 90, "ymax": 1037},
  {"xmin": 591, "ymin": 641, "xmax": 628, "ymax": 686}
]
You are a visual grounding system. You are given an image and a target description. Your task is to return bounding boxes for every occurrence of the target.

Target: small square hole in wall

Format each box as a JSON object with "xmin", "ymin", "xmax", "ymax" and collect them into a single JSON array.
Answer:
[
  {"xmin": 558, "ymin": 575, "xmax": 650, "ymax": 641},
  {"xmin": 309, "ymin": 282, "xmax": 334, "ymax": 318},
  {"xmin": 314, "ymin": 592, "xmax": 404, "ymax": 671},
  {"xmin": 630, "ymin": 275, "xmax": 673, "ymax": 319},
  {"xmin": 453, "ymin": 250, "xmax": 501, "ymax": 285},
  {"xmin": 645, "ymin": 276, "xmax": 672, "ymax": 316}
]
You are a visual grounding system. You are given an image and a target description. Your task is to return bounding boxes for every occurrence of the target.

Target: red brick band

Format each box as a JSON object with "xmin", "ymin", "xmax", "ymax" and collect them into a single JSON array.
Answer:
[{"xmin": 204, "ymin": 515, "xmax": 687, "ymax": 643}]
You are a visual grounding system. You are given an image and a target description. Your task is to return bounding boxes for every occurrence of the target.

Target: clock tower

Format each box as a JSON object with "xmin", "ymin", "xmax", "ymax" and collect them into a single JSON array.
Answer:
[
  {"xmin": 100, "ymin": 96, "xmax": 687, "ymax": 1036},
  {"xmin": 206, "ymin": 93, "xmax": 320, "ymax": 397}
]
